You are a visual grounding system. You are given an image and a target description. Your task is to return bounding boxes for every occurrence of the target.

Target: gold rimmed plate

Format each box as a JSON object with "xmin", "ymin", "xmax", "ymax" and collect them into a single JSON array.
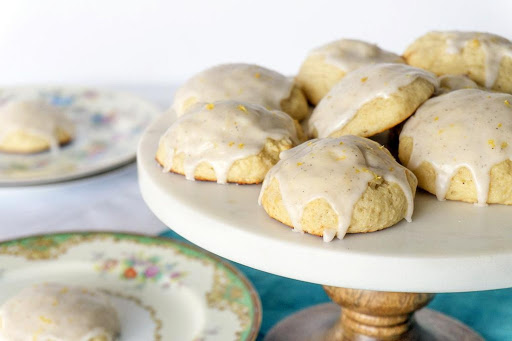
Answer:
[
  {"xmin": 0, "ymin": 232, "xmax": 261, "ymax": 340},
  {"xmin": 0, "ymin": 86, "xmax": 161, "ymax": 186}
]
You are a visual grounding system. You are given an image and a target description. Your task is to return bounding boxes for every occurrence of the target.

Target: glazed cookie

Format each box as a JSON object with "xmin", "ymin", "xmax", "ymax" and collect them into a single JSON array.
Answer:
[
  {"xmin": 437, "ymin": 74, "xmax": 479, "ymax": 94},
  {"xmin": 308, "ymin": 63, "xmax": 438, "ymax": 138},
  {"xmin": 259, "ymin": 136, "xmax": 417, "ymax": 241},
  {"xmin": 296, "ymin": 39, "xmax": 404, "ymax": 105},
  {"xmin": 0, "ymin": 100, "xmax": 74, "ymax": 154},
  {"xmin": 404, "ymin": 31, "xmax": 512, "ymax": 94},
  {"xmin": 399, "ymin": 89, "xmax": 512, "ymax": 205},
  {"xmin": 172, "ymin": 63, "xmax": 309, "ymax": 120},
  {"xmin": 157, "ymin": 100, "xmax": 302, "ymax": 184},
  {"xmin": 0, "ymin": 283, "xmax": 120, "ymax": 341}
]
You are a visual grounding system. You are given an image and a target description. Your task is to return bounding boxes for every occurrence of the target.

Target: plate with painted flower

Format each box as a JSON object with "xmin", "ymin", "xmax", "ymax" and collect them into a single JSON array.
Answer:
[
  {"xmin": 0, "ymin": 232, "xmax": 261, "ymax": 340},
  {"xmin": 0, "ymin": 86, "xmax": 161, "ymax": 186}
]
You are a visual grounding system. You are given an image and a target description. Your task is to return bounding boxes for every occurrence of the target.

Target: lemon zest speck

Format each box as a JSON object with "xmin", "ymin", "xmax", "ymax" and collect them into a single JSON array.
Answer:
[
  {"xmin": 238, "ymin": 104, "xmax": 248, "ymax": 113},
  {"xmin": 360, "ymin": 77, "xmax": 368, "ymax": 83},
  {"xmin": 32, "ymin": 328, "xmax": 43, "ymax": 341},
  {"xmin": 238, "ymin": 143, "xmax": 245, "ymax": 149},
  {"xmin": 488, "ymin": 139, "xmax": 496, "ymax": 148},
  {"xmin": 505, "ymin": 100, "xmax": 511, "ymax": 107},
  {"xmin": 254, "ymin": 72, "xmax": 261, "ymax": 78},
  {"xmin": 228, "ymin": 142, "xmax": 234, "ymax": 147},
  {"xmin": 39, "ymin": 316, "xmax": 52, "ymax": 324},
  {"xmin": 297, "ymin": 162, "xmax": 304, "ymax": 166},
  {"xmin": 502, "ymin": 142, "xmax": 509, "ymax": 149},
  {"xmin": 205, "ymin": 103, "xmax": 215, "ymax": 110}
]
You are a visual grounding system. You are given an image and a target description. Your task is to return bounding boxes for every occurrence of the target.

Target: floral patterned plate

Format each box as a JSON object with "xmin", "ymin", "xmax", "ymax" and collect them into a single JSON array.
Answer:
[
  {"xmin": 0, "ymin": 232, "xmax": 261, "ymax": 341},
  {"xmin": 0, "ymin": 86, "xmax": 161, "ymax": 186}
]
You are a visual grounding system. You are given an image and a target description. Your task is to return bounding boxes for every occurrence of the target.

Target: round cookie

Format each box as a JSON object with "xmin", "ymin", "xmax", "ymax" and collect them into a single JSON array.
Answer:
[
  {"xmin": 259, "ymin": 136, "xmax": 417, "ymax": 241},
  {"xmin": 308, "ymin": 63, "xmax": 438, "ymax": 138},
  {"xmin": 437, "ymin": 74, "xmax": 479, "ymax": 94},
  {"xmin": 399, "ymin": 89, "xmax": 512, "ymax": 205},
  {"xmin": 0, "ymin": 100, "xmax": 74, "ymax": 154},
  {"xmin": 404, "ymin": 31, "xmax": 512, "ymax": 94},
  {"xmin": 157, "ymin": 100, "xmax": 302, "ymax": 184},
  {"xmin": 172, "ymin": 63, "xmax": 309, "ymax": 120},
  {"xmin": 296, "ymin": 39, "xmax": 404, "ymax": 105},
  {"xmin": 0, "ymin": 283, "xmax": 120, "ymax": 341}
]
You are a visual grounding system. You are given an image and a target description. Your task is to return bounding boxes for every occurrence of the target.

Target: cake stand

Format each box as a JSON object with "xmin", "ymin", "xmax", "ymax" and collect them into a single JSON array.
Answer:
[{"xmin": 138, "ymin": 114, "xmax": 512, "ymax": 340}]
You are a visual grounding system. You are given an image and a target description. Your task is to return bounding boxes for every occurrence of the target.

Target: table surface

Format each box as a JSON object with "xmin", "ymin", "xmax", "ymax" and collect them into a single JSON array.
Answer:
[{"xmin": 1, "ymin": 85, "xmax": 511, "ymax": 341}]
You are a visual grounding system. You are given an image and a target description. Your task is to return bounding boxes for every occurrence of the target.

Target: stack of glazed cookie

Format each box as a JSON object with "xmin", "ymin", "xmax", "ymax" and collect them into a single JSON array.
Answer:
[
  {"xmin": 157, "ymin": 31, "xmax": 512, "ymax": 242},
  {"xmin": 156, "ymin": 63, "xmax": 308, "ymax": 185}
]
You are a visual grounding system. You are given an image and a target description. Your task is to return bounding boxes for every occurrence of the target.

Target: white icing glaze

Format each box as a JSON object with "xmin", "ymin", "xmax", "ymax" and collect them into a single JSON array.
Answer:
[
  {"xmin": 172, "ymin": 63, "xmax": 294, "ymax": 116},
  {"xmin": 440, "ymin": 31, "xmax": 512, "ymax": 88},
  {"xmin": 438, "ymin": 74, "xmax": 479, "ymax": 94},
  {"xmin": 401, "ymin": 89, "xmax": 512, "ymax": 205},
  {"xmin": 259, "ymin": 136, "xmax": 416, "ymax": 241},
  {"xmin": 0, "ymin": 100, "xmax": 74, "ymax": 153},
  {"xmin": 159, "ymin": 101, "xmax": 299, "ymax": 184},
  {"xmin": 308, "ymin": 63, "xmax": 438, "ymax": 138},
  {"xmin": 310, "ymin": 39, "xmax": 404, "ymax": 72},
  {"xmin": 0, "ymin": 283, "xmax": 120, "ymax": 341}
]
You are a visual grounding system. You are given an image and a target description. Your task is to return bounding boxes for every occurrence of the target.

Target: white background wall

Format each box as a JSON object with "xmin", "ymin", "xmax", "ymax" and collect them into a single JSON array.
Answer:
[{"xmin": 1, "ymin": 0, "xmax": 511, "ymax": 85}]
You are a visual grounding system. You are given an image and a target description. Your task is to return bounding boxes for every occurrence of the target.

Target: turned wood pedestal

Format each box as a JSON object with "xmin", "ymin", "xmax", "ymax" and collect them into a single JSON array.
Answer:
[
  {"xmin": 265, "ymin": 287, "xmax": 482, "ymax": 341},
  {"xmin": 323, "ymin": 287, "xmax": 433, "ymax": 340}
]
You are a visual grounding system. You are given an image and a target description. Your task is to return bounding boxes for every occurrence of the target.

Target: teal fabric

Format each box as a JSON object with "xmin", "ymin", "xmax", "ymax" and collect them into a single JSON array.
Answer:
[{"xmin": 159, "ymin": 230, "xmax": 512, "ymax": 340}]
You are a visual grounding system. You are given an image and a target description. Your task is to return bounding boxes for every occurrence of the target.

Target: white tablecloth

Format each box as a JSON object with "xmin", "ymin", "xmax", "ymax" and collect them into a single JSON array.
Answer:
[{"xmin": 0, "ymin": 85, "xmax": 176, "ymax": 241}]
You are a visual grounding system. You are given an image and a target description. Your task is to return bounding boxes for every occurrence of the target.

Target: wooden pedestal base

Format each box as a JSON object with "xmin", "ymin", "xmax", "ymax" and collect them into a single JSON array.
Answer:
[
  {"xmin": 323, "ymin": 287, "xmax": 434, "ymax": 340},
  {"xmin": 265, "ymin": 288, "xmax": 483, "ymax": 341}
]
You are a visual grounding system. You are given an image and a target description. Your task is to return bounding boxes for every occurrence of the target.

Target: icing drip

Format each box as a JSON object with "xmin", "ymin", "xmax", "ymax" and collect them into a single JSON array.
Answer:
[
  {"xmin": 401, "ymin": 89, "xmax": 512, "ymax": 205},
  {"xmin": 159, "ymin": 101, "xmax": 299, "ymax": 184},
  {"xmin": 310, "ymin": 39, "xmax": 404, "ymax": 72},
  {"xmin": 172, "ymin": 63, "xmax": 294, "ymax": 116},
  {"xmin": 309, "ymin": 63, "xmax": 438, "ymax": 138},
  {"xmin": 0, "ymin": 283, "xmax": 120, "ymax": 341},
  {"xmin": 441, "ymin": 31, "xmax": 512, "ymax": 88},
  {"xmin": 437, "ymin": 74, "xmax": 479, "ymax": 94},
  {"xmin": 259, "ymin": 136, "xmax": 416, "ymax": 241},
  {"xmin": 0, "ymin": 100, "xmax": 74, "ymax": 153}
]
